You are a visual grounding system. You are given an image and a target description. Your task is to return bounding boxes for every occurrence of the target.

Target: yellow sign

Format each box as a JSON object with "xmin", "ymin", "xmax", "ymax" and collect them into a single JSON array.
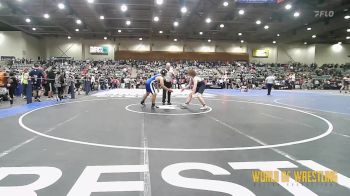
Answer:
[{"xmin": 252, "ymin": 49, "xmax": 269, "ymax": 58}]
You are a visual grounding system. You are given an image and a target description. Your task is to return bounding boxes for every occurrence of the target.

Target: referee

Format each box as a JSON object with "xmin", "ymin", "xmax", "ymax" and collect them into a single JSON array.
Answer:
[
  {"xmin": 265, "ymin": 74, "xmax": 275, "ymax": 96},
  {"xmin": 162, "ymin": 62, "xmax": 174, "ymax": 105}
]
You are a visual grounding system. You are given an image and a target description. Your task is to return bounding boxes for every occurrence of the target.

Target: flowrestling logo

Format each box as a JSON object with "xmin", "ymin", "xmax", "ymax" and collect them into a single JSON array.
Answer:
[
  {"xmin": 314, "ymin": 11, "xmax": 334, "ymax": 18},
  {"xmin": 92, "ymin": 89, "xmax": 217, "ymax": 98}
]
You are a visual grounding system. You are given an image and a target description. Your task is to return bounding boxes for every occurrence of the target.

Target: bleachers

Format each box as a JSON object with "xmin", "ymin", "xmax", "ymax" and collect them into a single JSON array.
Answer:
[{"xmin": 1, "ymin": 60, "xmax": 349, "ymax": 91}]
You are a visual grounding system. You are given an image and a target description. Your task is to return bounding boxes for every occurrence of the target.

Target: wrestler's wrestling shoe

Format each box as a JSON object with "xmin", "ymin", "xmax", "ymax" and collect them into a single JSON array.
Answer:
[{"xmin": 200, "ymin": 105, "xmax": 209, "ymax": 110}]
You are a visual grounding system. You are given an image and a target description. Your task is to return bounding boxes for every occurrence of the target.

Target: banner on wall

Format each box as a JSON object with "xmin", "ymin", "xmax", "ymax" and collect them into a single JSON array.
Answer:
[
  {"xmin": 252, "ymin": 49, "xmax": 269, "ymax": 58},
  {"xmin": 1, "ymin": 56, "xmax": 15, "ymax": 61},
  {"xmin": 90, "ymin": 46, "xmax": 109, "ymax": 55}
]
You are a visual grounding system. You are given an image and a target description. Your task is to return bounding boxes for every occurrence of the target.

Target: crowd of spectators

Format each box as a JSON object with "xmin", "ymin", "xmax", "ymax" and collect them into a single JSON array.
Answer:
[{"xmin": 0, "ymin": 59, "xmax": 349, "ymax": 105}]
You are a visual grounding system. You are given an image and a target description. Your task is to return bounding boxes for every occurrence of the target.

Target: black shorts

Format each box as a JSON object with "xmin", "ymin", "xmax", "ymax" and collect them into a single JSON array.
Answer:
[
  {"xmin": 164, "ymin": 81, "xmax": 172, "ymax": 88},
  {"xmin": 195, "ymin": 82, "xmax": 206, "ymax": 94}
]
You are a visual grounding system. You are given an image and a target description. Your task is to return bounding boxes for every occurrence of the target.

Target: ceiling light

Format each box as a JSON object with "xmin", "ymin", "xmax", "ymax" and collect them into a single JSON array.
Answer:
[
  {"xmin": 153, "ymin": 16, "xmax": 159, "ymax": 22},
  {"xmin": 87, "ymin": 0, "xmax": 94, "ymax": 3},
  {"xmin": 126, "ymin": 20, "xmax": 131, "ymax": 25},
  {"xmin": 181, "ymin": 6, "xmax": 187, "ymax": 13},
  {"xmin": 100, "ymin": 15, "xmax": 105, "ymax": 20},
  {"xmin": 208, "ymin": 39, "xmax": 211, "ymax": 43},
  {"xmin": 312, "ymin": 35, "xmax": 316, "ymax": 38},
  {"xmin": 139, "ymin": 37, "xmax": 143, "ymax": 41},
  {"xmin": 104, "ymin": 37, "xmax": 107, "ymax": 40},
  {"xmin": 68, "ymin": 36, "xmax": 71, "ymax": 39},
  {"xmin": 285, "ymin": 4, "xmax": 292, "ymax": 10},
  {"xmin": 199, "ymin": 32, "xmax": 203, "ymax": 35},
  {"xmin": 338, "ymin": 42, "xmax": 342, "ymax": 45},
  {"xmin": 76, "ymin": 19, "xmax": 82, "ymax": 25},
  {"xmin": 241, "ymin": 40, "xmax": 244, "ymax": 43},
  {"xmin": 223, "ymin": 1, "xmax": 229, "ymax": 7},
  {"xmin": 58, "ymin": 3, "xmax": 65, "ymax": 9},
  {"xmin": 173, "ymin": 21, "xmax": 179, "ymax": 27},
  {"xmin": 346, "ymin": 36, "xmax": 350, "ymax": 40},
  {"xmin": 174, "ymin": 38, "xmax": 178, "ymax": 42},
  {"xmin": 264, "ymin": 25, "xmax": 269, "ymax": 29},
  {"xmin": 118, "ymin": 29, "xmax": 122, "ymax": 33},
  {"xmin": 121, "ymin": 4, "xmax": 127, "ymax": 12},
  {"xmin": 294, "ymin": 12, "xmax": 300, "ymax": 17},
  {"xmin": 256, "ymin": 20, "xmax": 261, "ymax": 25},
  {"xmin": 25, "ymin": 18, "xmax": 31, "ymax": 23},
  {"xmin": 205, "ymin": 18, "xmax": 211, "ymax": 23},
  {"xmin": 32, "ymin": 27, "xmax": 36, "ymax": 31},
  {"xmin": 239, "ymin": 9, "xmax": 245, "ymax": 15},
  {"xmin": 277, "ymin": 34, "xmax": 280, "ymax": 37},
  {"xmin": 156, "ymin": 0, "xmax": 163, "ymax": 5},
  {"xmin": 347, "ymin": 29, "xmax": 350, "ymax": 32},
  {"xmin": 304, "ymin": 42, "xmax": 307, "ymax": 45},
  {"xmin": 307, "ymin": 27, "xmax": 312, "ymax": 31},
  {"xmin": 238, "ymin": 33, "xmax": 242, "ymax": 36},
  {"xmin": 220, "ymin": 24, "xmax": 224, "ymax": 28},
  {"xmin": 159, "ymin": 30, "xmax": 163, "ymax": 34},
  {"xmin": 344, "ymin": 15, "xmax": 350, "ymax": 19},
  {"xmin": 43, "ymin": 13, "xmax": 50, "ymax": 19},
  {"xmin": 272, "ymin": 41, "xmax": 276, "ymax": 44},
  {"xmin": 75, "ymin": 28, "xmax": 79, "ymax": 32}
]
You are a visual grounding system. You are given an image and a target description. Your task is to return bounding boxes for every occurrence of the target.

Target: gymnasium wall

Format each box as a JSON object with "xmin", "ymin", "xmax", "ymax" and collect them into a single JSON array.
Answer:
[
  {"xmin": 315, "ymin": 44, "xmax": 350, "ymax": 65},
  {"xmin": 277, "ymin": 44, "xmax": 316, "ymax": 65},
  {"xmin": 0, "ymin": 31, "xmax": 349, "ymax": 65},
  {"xmin": 117, "ymin": 40, "xmax": 151, "ymax": 51},
  {"xmin": 0, "ymin": 31, "xmax": 25, "ymax": 58},
  {"xmin": 115, "ymin": 51, "xmax": 249, "ymax": 61},
  {"xmin": 22, "ymin": 33, "xmax": 44, "ymax": 60},
  {"xmin": 43, "ymin": 38, "xmax": 251, "ymax": 60},
  {"xmin": 0, "ymin": 31, "xmax": 44, "ymax": 59},
  {"xmin": 152, "ymin": 40, "xmax": 183, "ymax": 52},
  {"xmin": 43, "ymin": 37, "xmax": 83, "ymax": 60}
]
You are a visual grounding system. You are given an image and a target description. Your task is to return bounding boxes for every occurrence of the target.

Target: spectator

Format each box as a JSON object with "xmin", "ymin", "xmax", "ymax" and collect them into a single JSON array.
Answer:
[
  {"xmin": 121, "ymin": 77, "xmax": 125, "ymax": 88},
  {"xmin": 21, "ymin": 68, "xmax": 29, "ymax": 99},
  {"xmin": 29, "ymin": 64, "xmax": 44, "ymax": 102},
  {"xmin": 47, "ymin": 67, "xmax": 55, "ymax": 98},
  {"xmin": 54, "ymin": 71, "xmax": 64, "ymax": 101},
  {"xmin": 7, "ymin": 72, "xmax": 18, "ymax": 105},
  {"xmin": 340, "ymin": 75, "xmax": 349, "ymax": 93}
]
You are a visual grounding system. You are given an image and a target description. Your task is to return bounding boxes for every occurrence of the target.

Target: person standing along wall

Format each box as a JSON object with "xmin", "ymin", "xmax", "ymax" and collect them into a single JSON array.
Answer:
[
  {"xmin": 29, "ymin": 64, "xmax": 44, "ymax": 102},
  {"xmin": 21, "ymin": 68, "xmax": 29, "ymax": 99},
  {"xmin": 7, "ymin": 72, "xmax": 18, "ymax": 105},
  {"xmin": 55, "ymin": 72, "xmax": 65, "ymax": 101},
  {"xmin": 91, "ymin": 75, "xmax": 96, "ymax": 91},
  {"xmin": 340, "ymin": 74, "xmax": 349, "ymax": 93},
  {"xmin": 47, "ymin": 67, "xmax": 56, "ymax": 99}
]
